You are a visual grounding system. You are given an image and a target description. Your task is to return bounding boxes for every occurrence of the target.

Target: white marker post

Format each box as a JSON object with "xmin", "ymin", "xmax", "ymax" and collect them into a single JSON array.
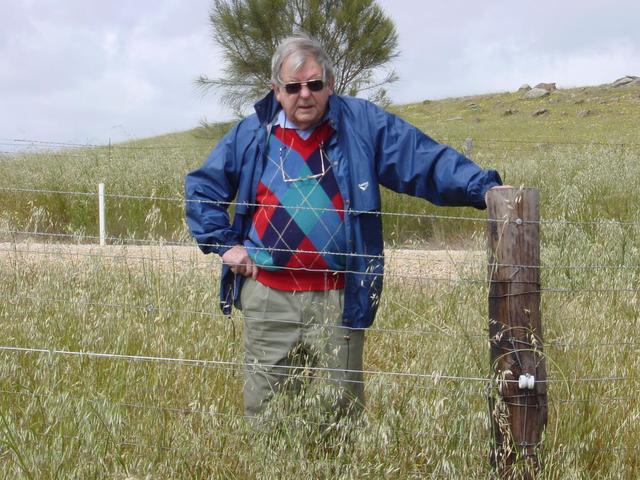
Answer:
[{"xmin": 98, "ymin": 183, "xmax": 106, "ymax": 246}]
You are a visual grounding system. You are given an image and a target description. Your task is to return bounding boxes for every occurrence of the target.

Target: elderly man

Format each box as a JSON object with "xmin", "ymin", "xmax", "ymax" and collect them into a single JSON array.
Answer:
[{"xmin": 185, "ymin": 34, "xmax": 503, "ymax": 420}]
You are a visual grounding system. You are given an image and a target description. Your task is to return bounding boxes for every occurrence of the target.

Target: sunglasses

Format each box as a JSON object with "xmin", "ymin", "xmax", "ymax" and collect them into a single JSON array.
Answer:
[{"xmin": 282, "ymin": 79, "xmax": 325, "ymax": 95}]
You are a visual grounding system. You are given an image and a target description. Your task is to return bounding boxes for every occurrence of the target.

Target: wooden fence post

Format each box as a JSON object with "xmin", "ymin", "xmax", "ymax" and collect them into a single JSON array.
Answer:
[{"xmin": 486, "ymin": 187, "xmax": 547, "ymax": 479}]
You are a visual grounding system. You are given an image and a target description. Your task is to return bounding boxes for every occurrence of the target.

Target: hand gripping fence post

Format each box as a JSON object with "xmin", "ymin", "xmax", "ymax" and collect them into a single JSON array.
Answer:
[
  {"xmin": 486, "ymin": 188, "xmax": 547, "ymax": 479},
  {"xmin": 98, "ymin": 183, "xmax": 106, "ymax": 246}
]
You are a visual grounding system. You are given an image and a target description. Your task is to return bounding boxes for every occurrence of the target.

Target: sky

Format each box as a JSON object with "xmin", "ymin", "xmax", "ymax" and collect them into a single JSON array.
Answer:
[{"xmin": 1, "ymin": 0, "xmax": 639, "ymax": 147}]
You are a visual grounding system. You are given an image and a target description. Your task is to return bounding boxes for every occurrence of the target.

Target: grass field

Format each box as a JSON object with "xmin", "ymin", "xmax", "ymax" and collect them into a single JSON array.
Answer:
[{"xmin": 0, "ymin": 82, "xmax": 639, "ymax": 478}]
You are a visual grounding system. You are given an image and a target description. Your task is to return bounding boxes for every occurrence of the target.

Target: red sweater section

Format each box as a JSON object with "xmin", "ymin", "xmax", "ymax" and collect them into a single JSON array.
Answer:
[{"xmin": 257, "ymin": 268, "xmax": 345, "ymax": 291}]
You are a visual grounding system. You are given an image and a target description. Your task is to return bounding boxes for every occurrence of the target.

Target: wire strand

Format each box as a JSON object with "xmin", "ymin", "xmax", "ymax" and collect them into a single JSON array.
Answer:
[
  {"xmin": 0, "ymin": 345, "xmax": 632, "ymax": 385},
  {"xmin": 2, "ymin": 232, "xmax": 640, "ymax": 274},
  {"xmin": 2, "ymin": 186, "xmax": 639, "ymax": 227}
]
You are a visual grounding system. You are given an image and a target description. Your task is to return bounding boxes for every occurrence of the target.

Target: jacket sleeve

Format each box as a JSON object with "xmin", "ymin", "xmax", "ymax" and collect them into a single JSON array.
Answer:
[
  {"xmin": 369, "ymin": 103, "xmax": 502, "ymax": 209},
  {"xmin": 184, "ymin": 124, "xmax": 244, "ymax": 255}
]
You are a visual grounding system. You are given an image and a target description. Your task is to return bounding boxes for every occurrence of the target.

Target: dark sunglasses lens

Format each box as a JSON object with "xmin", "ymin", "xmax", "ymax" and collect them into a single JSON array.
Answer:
[
  {"xmin": 285, "ymin": 83, "xmax": 302, "ymax": 94},
  {"xmin": 307, "ymin": 80, "xmax": 324, "ymax": 91},
  {"xmin": 284, "ymin": 80, "xmax": 324, "ymax": 94}
]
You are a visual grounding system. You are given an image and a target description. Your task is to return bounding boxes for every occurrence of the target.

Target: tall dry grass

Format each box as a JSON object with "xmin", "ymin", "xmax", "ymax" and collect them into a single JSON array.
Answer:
[{"xmin": 1, "ymin": 87, "xmax": 639, "ymax": 476}]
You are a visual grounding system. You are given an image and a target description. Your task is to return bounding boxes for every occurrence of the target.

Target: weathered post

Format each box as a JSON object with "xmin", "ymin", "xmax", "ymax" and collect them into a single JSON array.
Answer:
[{"xmin": 486, "ymin": 188, "xmax": 547, "ymax": 479}]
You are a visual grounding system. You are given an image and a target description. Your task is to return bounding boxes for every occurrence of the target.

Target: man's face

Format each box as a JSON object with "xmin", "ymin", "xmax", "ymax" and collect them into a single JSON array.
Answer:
[{"xmin": 273, "ymin": 56, "xmax": 333, "ymax": 130}]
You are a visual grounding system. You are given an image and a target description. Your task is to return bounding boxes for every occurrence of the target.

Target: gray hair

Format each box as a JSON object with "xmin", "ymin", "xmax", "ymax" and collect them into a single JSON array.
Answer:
[{"xmin": 271, "ymin": 34, "xmax": 335, "ymax": 85}]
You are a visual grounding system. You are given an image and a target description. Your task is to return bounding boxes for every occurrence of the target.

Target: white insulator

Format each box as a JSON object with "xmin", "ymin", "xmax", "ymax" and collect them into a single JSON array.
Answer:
[{"xmin": 518, "ymin": 374, "xmax": 535, "ymax": 390}]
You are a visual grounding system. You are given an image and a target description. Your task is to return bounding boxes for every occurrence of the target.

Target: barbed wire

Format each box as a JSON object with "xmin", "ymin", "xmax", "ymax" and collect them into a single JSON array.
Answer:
[
  {"xmin": 0, "ymin": 138, "xmax": 207, "ymax": 151},
  {"xmin": 12, "ymin": 431, "xmax": 231, "ymax": 459},
  {"xmin": 0, "ymin": 151, "xmax": 198, "ymax": 160},
  {"xmin": 1, "ymin": 185, "xmax": 639, "ymax": 227},
  {"xmin": 8, "ymin": 384, "xmax": 639, "ymax": 446},
  {"xmin": 1, "ymin": 236, "xmax": 638, "ymax": 294},
  {"xmin": 1, "ymin": 143, "xmax": 637, "ymax": 469},
  {"xmin": 542, "ymin": 287, "xmax": 640, "ymax": 294},
  {"xmin": 2, "ymin": 229, "xmax": 639, "ymax": 275},
  {"xmin": 0, "ymin": 139, "xmax": 103, "ymax": 148},
  {"xmin": 0, "ymin": 388, "xmax": 250, "ymax": 424},
  {"xmin": 0, "ymin": 186, "xmax": 493, "ymax": 223},
  {"xmin": 2, "ymin": 240, "xmax": 639, "ymax": 276},
  {"xmin": 0, "ymin": 243, "xmax": 485, "ymax": 287},
  {"xmin": 0, "ymin": 237, "xmax": 479, "ymax": 284},
  {"xmin": 0, "ymin": 189, "xmax": 637, "ymax": 368},
  {"xmin": 2, "ymin": 246, "xmax": 639, "ymax": 297},
  {"xmin": 1, "ymin": 226, "xmax": 637, "ymax": 268}
]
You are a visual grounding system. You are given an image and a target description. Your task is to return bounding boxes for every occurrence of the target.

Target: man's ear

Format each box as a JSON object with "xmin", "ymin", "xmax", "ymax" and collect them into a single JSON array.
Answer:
[{"xmin": 272, "ymin": 82, "xmax": 282, "ymax": 103}]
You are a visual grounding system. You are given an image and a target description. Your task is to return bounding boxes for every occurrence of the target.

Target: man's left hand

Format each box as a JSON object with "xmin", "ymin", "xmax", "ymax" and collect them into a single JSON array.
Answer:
[{"xmin": 485, "ymin": 185, "xmax": 514, "ymax": 205}]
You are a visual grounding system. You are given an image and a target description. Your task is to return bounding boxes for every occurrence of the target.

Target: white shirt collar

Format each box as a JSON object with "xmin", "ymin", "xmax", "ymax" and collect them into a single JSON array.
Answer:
[{"xmin": 275, "ymin": 110, "xmax": 323, "ymax": 140}]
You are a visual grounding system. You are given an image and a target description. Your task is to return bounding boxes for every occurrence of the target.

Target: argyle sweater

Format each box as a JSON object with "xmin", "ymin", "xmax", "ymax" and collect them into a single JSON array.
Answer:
[{"xmin": 244, "ymin": 122, "xmax": 346, "ymax": 291}]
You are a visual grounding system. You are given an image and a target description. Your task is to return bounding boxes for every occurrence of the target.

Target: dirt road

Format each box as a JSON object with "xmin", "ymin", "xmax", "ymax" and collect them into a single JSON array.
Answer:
[{"xmin": 0, "ymin": 242, "xmax": 484, "ymax": 281}]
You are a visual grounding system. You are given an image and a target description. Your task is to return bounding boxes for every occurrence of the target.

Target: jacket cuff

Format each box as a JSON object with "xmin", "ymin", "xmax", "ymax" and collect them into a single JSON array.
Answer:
[{"xmin": 475, "ymin": 170, "xmax": 503, "ymax": 209}]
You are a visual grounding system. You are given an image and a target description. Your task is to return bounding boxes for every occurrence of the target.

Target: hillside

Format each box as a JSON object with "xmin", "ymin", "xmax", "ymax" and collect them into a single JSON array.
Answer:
[
  {"xmin": 132, "ymin": 79, "xmax": 640, "ymax": 150},
  {"xmin": 391, "ymin": 81, "xmax": 640, "ymax": 149},
  {"xmin": 1, "ymin": 79, "xmax": 638, "ymax": 247}
]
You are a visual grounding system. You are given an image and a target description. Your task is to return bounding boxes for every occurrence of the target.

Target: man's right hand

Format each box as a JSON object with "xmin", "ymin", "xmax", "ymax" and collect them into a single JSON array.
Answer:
[{"xmin": 222, "ymin": 245, "xmax": 258, "ymax": 279}]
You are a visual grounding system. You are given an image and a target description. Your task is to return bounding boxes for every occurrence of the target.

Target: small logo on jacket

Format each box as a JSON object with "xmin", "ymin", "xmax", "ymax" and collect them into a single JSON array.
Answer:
[{"xmin": 358, "ymin": 182, "xmax": 369, "ymax": 191}]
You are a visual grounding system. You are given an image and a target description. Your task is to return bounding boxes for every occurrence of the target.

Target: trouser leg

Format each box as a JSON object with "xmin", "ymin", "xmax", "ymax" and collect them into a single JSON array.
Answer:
[
  {"xmin": 241, "ymin": 278, "xmax": 301, "ymax": 418},
  {"xmin": 303, "ymin": 289, "xmax": 366, "ymax": 418},
  {"xmin": 241, "ymin": 279, "xmax": 365, "ymax": 420},
  {"xmin": 326, "ymin": 324, "xmax": 365, "ymax": 417}
]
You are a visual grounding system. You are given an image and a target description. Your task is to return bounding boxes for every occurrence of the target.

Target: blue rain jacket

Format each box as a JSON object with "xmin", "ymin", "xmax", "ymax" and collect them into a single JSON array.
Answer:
[{"xmin": 185, "ymin": 91, "xmax": 502, "ymax": 328}]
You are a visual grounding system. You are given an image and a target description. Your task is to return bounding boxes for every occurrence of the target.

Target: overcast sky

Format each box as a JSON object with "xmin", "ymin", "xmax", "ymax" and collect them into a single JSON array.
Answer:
[{"xmin": 1, "ymin": 0, "xmax": 639, "ymax": 147}]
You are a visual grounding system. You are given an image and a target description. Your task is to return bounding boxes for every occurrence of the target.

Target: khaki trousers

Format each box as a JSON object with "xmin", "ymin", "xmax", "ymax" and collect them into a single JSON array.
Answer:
[{"xmin": 240, "ymin": 278, "xmax": 365, "ymax": 419}]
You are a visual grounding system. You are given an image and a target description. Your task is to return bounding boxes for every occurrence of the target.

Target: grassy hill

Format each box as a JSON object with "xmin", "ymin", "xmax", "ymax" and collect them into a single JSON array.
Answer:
[
  {"xmin": 0, "ymin": 81, "xmax": 639, "ymax": 246},
  {"xmin": 393, "ymin": 83, "xmax": 640, "ymax": 146}
]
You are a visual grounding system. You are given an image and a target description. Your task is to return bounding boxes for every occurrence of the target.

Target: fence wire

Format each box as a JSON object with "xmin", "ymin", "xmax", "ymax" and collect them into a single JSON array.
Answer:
[
  {"xmin": 0, "ymin": 346, "xmax": 633, "ymax": 387},
  {"xmin": 2, "ymin": 186, "xmax": 640, "ymax": 227},
  {"xmin": 1, "ymin": 231, "xmax": 638, "ymax": 295},
  {"xmin": 3, "ymin": 136, "xmax": 640, "ymax": 150},
  {"xmin": 2, "ymin": 227, "xmax": 640, "ymax": 273}
]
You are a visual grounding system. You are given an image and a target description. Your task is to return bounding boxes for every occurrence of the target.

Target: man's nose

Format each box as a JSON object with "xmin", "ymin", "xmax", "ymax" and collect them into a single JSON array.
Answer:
[{"xmin": 299, "ymin": 84, "xmax": 312, "ymax": 98}]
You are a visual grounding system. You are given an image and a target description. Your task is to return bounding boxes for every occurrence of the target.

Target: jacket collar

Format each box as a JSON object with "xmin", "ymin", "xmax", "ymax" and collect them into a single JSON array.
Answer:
[{"xmin": 253, "ymin": 90, "xmax": 280, "ymax": 125}]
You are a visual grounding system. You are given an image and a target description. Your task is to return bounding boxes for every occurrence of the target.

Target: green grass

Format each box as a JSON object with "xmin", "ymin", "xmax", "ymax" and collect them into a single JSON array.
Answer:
[{"xmin": 0, "ymin": 82, "xmax": 639, "ymax": 477}]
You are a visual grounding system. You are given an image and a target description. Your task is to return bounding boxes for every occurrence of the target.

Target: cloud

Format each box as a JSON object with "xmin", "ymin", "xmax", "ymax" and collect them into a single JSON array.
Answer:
[
  {"xmin": 379, "ymin": 0, "xmax": 640, "ymax": 102},
  {"xmin": 2, "ymin": 0, "xmax": 639, "ymax": 145},
  {"xmin": 0, "ymin": 0, "xmax": 228, "ymax": 145}
]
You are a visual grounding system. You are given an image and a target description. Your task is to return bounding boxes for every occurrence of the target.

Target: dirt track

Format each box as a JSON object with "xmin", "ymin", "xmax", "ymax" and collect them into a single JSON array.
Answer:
[{"xmin": 0, "ymin": 242, "xmax": 484, "ymax": 280}]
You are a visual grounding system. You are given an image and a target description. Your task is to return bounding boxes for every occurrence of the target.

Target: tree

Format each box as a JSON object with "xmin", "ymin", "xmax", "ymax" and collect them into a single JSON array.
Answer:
[{"xmin": 197, "ymin": 0, "xmax": 399, "ymax": 115}]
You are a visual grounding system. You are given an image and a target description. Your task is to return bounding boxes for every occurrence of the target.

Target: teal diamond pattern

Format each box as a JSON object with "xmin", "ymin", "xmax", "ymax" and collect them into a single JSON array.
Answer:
[{"xmin": 280, "ymin": 181, "xmax": 333, "ymax": 235}]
